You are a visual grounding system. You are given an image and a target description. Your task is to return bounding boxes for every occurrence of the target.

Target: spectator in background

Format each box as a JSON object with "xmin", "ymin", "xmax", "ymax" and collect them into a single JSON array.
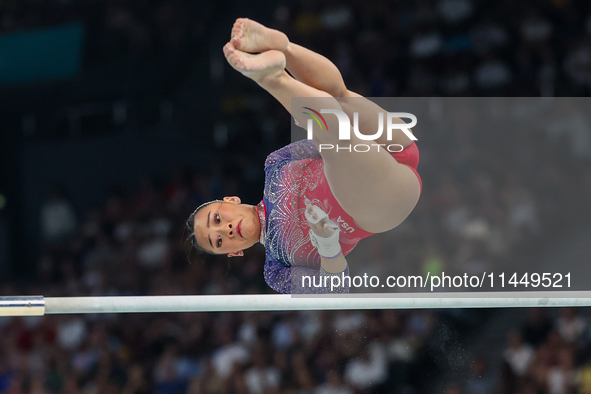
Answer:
[
  {"xmin": 577, "ymin": 359, "xmax": 591, "ymax": 394},
  {"xmin": 556, "ymin": 308, "xmax": 587, "ymax": 344},
  {"xmin": 243, "ymin": 346, "xmax": 281, "ymax": 394},
  {"xmin": 40, "ymin": 186, "xmax": 77, "ymax": 247},
  {"xmin": 153, "ymin": 343, "xmax": 187, "ymax": 394},
  {"xmin": 563, "ymin": 39, "xmax": 591, "ymax": 91},
  {"xmin": 344, "ymin": 340, "xmax": 388, "ymax": 390},
  {"xmin": 546, "ymin": 348, "xmax": 576, "ymax": 394},
  {"xmin": 504, "ymin": 331, "xmax": 535, "ymax": 379},
  {"xmin": 211, "ymin": 328, "xmax": 250, "ymax": 380}
]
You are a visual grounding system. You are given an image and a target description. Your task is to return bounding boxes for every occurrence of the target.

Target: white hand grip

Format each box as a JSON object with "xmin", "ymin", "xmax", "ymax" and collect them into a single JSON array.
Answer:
[{"xmin": 305, "ymin": 205, "xmax": 328, "ymax": 224}]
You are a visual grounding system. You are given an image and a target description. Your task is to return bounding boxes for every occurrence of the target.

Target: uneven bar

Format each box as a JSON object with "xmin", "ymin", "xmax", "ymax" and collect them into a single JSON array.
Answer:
[
  {"xmin": 1, "ymin": 291, "xmax": 590, "ymax": 316},
  {"xmin": 0, "ymin": 296, "xmax": 45, "ymax": 316}
]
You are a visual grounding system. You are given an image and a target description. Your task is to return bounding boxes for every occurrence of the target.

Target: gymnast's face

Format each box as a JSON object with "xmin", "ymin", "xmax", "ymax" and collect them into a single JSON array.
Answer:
[{"xmin": 194, "ymin": 197, "xmax": 260, "ymax": 257}]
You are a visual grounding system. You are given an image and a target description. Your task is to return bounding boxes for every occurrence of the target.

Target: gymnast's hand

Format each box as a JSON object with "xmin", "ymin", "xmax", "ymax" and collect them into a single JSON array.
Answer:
[
  {"xmin": 305, "ymin": 203, "xmax": 339, "ymax": 238},
  {"xmin": 305, "ymin": 202, "xmax": 342, "ymax": 260}
]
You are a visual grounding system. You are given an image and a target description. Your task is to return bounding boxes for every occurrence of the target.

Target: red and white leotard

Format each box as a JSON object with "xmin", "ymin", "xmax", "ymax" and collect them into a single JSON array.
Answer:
[{"xmin": 258, "ymin": 139, "xmax": 421, "ymax": 293}]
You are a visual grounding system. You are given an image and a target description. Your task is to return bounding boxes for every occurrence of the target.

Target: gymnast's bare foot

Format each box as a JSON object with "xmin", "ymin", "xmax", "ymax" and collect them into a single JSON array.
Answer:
[
  {"xmin": 223, "ymin": 42, "xmax": 286, "ymax": 82},
  {"xmin": 230, "ymin": 18, "xmax": 289, "ymax": 53}
]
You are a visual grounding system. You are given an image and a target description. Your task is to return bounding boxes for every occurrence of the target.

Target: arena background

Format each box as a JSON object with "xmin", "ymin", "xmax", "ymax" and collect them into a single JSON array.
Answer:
[{"xmin": 1, "ymin": 0, "xmax": 591, "ymax": 393}]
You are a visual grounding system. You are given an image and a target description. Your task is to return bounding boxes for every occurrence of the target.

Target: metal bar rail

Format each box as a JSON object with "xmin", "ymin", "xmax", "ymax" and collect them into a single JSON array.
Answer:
[{"xmin": 2, "ymin": 291, "xmax": 591, "ymax": 316}]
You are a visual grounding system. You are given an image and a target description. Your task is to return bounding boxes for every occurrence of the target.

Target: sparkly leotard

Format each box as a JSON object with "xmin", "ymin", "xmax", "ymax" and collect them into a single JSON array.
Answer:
[{"xmin": 259, "ymin": 139, "xmax": 421, "ymax": 294}]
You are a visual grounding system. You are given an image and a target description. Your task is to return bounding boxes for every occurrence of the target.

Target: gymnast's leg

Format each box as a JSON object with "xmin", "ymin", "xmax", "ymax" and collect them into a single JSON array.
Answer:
[
  {"xmin": 224, "ymin": 42, "xmax": 420, "ymax": 233},
  {"xmin": 230, "ymin": 18, "xmax": 414, "ymax": 148},
  {"xmin": 231, "ymin": 18, "xmax": 348, "ymax": 98}
]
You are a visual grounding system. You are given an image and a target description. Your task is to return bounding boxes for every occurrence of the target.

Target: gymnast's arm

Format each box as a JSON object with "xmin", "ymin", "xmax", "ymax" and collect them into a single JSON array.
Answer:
[
  {"xmin": 264, "ymin": 254, "xmax": 350, "ymax": 294},
  {"xmin": 319, "ymin": 252, "xmax": 347, "ymax": 273}
]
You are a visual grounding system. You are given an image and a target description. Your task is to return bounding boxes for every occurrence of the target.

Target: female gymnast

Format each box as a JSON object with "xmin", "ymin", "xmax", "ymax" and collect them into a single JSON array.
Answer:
[{"xmin": 187, "ymin": 18, "xmax": 422, "ymax": 293}]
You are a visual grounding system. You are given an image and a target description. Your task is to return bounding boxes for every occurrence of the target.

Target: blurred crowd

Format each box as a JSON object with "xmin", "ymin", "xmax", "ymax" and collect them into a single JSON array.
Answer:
[
  {"xmin": 0, "ymin": 0, "xmax": 206, "ymax": 64},
  {"xmin": 439, "ymin": 308, "xmax": 591, "ymax": 394},
  {"xmin": 271, "ymin": 0, "xmax": 591, "ymax": 97},
  {"xmin": 2, "ymin": 0, "xmax": 591, "ymax": 393},
  {"xmin": 499, "ymin": 307, "xmax": 591, "ymax": 394},
  {"xmin": 1, "ymin": 0, "xmax": 590, "ymax": 96}
]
